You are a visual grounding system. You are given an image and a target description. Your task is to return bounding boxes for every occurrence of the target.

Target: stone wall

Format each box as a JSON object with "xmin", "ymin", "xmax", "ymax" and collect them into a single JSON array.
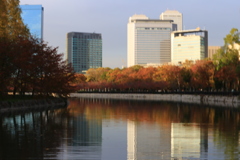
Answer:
[{"xmin": 70, "ymin": 93, "xmax": 240, "ymax": 108}]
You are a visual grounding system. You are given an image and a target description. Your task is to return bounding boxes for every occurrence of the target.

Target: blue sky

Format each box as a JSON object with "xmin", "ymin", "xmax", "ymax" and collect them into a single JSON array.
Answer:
[{"xmin": 20, "ymin": 0, "xmax": 240, "ymax": 68}]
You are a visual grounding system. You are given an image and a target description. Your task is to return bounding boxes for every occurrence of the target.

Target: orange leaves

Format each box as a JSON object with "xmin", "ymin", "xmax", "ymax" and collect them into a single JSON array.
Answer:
[
  {"xmin": 190, "ymin": 60, "xmax": 215, "ymax": 89},
  {"xmin": 215, "ymin": 64, "xmax": 237, "ymax": 89},
  {"xmin": 0, "ymin": 36, "xmax": 76, "ymax": 97},
  {"xmin": 77, "ymin": 58, "xmax": 239, "ymax": 92},
  {"xmin": 86, "ymin": 67, "xmax": 111, "ymax": 82},
  {"xmin": 153, "ymin": 65, "xmax": 182, "ymax": 89}
]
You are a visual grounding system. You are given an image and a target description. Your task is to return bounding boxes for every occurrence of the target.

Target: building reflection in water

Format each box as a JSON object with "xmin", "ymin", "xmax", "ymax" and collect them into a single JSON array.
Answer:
[
  {"xmin": 171, "ymin": 123, "xmax": 208, "ymax": 160},
  {"xmin": 127, "ymin": 121, "xmax": 210, "ymax": 160},
  {"xmin": 2, "ymin": 98, "xmax": 240, "ymax": 159},
  {"xmin": 57, "ymin": 112, "xmax": 102, "ymax": 159},
  {"xmin": 127, "ymin": 120, "xmax": 171, "ymax": 160}
]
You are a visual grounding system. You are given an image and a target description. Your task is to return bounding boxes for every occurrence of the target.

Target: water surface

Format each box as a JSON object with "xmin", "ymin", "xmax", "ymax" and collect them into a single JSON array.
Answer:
[{"xmin": 0, "ymin": 98, "xmax": 240, "ymax": 160}]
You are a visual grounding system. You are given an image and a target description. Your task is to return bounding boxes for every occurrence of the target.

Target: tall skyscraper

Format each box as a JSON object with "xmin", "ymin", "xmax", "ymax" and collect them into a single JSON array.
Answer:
[
  {"xmin": 127, "ymin": 14, "xmax": 177, "ymax": 67},
  {"xmin": 20, "ymin": 5, "xmax": 44, "ymax": 40},
  {"xmin": 171, "ymin": 28, "xmax": 208, "ymax": 64},
  {"xmin": 67, "ymin": 32, "xmax": 102, "ymax": 73},
  {"xmin": 160, "ymin": 10, "xmax": 183, "ymax": 31}
]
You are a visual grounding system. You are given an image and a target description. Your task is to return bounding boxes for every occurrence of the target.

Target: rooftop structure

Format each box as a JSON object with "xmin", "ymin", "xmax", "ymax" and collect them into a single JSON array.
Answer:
[{"xmin": 160, "ymin": 10, "xmax": 183, "ymax": 31}]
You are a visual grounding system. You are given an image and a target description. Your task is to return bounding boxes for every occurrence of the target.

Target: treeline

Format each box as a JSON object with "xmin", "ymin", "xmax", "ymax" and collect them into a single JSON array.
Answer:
[
  {"xmin": 0, "ymin": 0, "xmax": 76, "ymax": 98},
  {"xmin": 74, "ymin": 28, "xmax": 240, "ymax": 93},
  {"xmin": 0, "ymin": 37, "xmax": 75, "ymax": 97}
]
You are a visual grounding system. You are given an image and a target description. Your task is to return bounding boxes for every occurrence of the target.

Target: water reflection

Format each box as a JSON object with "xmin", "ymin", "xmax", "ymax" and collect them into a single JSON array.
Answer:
[
  {"xmin": 0, "ymin": 98, "xmax": 240, "ymax": 160},
  {"xmin": 68, "ymin": 98, "xmax": 240, "ymax": 160}
]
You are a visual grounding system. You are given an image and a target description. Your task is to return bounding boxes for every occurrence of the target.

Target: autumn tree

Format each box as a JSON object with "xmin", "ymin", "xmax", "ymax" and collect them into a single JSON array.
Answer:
[
  {"xmin": 86, "ymin": 67, "xmax": 111, "ymax": 82},
  {"xmin": 180, "ymin": 67, "xmax": 193, "ymax": 90},
  {"xmin": 0, "ymin": 37, "xmax": 15, "ymax": 95},
  {"xmin": 191, "ymin": 60, "xmax": 215, "ymax": 91},
  {"xmin": 213, "ymin": 28, "xmax": 240, "ymax": 91},
  {"xmin": 29, "ymin": 40, "xmax": 76, "ymax": 97},
  {"xmin": 106, "ymin": 68, "xmax": 121, "ymax": 83},
  {"xmin": 0, "ymin": 0, "xmax": 29, "ymax": 38},
  {"xmin": 0, "ymin": 0, "xmax": 30, "ymax": 96},
  {"xmin": 153, "ymin": 65, "xmax": 182, "ymax": 90}
]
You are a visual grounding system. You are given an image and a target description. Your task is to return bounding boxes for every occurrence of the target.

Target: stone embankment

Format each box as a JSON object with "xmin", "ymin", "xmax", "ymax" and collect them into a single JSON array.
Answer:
[
  {"xmin": 0, "ymin": 98, "xmax": 67, "ymax": 113},
  {"xmin": 70, "ymin": 93, "xmax": 240, "ymax": 108}
]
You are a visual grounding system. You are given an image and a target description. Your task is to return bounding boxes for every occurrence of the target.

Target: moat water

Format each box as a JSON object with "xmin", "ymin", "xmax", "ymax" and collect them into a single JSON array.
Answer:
[{"xmin": 0, "ymin": 98, "xmax": 240, "ymax": 160}]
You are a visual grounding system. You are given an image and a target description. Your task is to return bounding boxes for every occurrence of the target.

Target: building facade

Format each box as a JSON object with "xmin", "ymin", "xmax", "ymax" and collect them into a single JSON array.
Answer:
[
  {"xmin": 67, "ymin": 32, "xmax": 102, "ymax": 73},
  {"xmin": 20, "ymin": 5, "xmax": 44, "ymax": 40},
  {"xmin": 208, "ymin": 46, "xmax": 221, "ymax": 59},
  {"xmin": 127, "ymin": 14, "xmax": 177, "ymax": 67},
  {"xmin": 171, "ymin": 28, "xmax": 208, "ymax": 65},
  {"xmin": 160, "ymin": 10, "xmax": 183, "ymax": 31}
]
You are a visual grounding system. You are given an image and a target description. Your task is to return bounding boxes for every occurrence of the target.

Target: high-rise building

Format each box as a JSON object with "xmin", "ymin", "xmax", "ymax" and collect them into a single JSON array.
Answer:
[
  {"xmin": 127, "ymin": 14, "xmax": 177, "ymax": 67},
  {"xmin": 208, "ymin": 46, "xmax": 221, "ymax": 59},
  {"xmin": 20, "ymin": 5, "xmax": 44, "ymax": 40},
  {"xmin": 67, "ymin": 32, "xmax": 102, "ymax": 73},
  {"xmin": 160, "ymin": 10, "xmax": 183, "ymax": 31},
  {"xmin": 171, "ymin": 28, "xmax": 208, "ymax": 64}
]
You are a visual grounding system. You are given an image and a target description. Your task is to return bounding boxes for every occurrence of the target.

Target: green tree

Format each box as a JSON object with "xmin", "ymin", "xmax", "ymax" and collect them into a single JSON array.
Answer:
[{"xmin": 213, "ymin": 28, "xmax": 240, "ymax": 90}]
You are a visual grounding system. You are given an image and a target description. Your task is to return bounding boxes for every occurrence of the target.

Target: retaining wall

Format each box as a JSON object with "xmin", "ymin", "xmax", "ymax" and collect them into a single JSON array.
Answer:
[{"xmin": 70, "ymin": 93, "xmax": 240, "ymax": 108}]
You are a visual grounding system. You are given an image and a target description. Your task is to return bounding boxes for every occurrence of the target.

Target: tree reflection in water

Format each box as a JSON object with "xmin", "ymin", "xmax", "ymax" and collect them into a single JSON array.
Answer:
[
  {"xmin": 68, "ymin": 98, "xmax": 240, "ymax": 159},
  {"xmin": 0, "ymin": 107, "xmax": 72, "ymax": 160},
  {"xmin": 0, "ymin": 98, "xmax": 240, "ymax": 159}
]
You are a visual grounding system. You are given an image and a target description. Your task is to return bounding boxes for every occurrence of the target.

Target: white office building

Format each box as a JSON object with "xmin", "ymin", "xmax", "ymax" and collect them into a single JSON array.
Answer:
[
  {"xmin": 160, "ymin": 10, "xmax": 183, "ymax": 31},
  {"xmin": 171, "ymin": 28, "xmax": 208, "ymax": 65},
  {"xmin": 127, "ymin": 14, "xmax": 177, "ymax": 67}
]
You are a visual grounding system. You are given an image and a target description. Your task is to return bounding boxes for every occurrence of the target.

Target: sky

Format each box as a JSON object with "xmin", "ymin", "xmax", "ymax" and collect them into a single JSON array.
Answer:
[{"xmin": 20, "ymin": 0, "xmax": 240, "ymax": 68}]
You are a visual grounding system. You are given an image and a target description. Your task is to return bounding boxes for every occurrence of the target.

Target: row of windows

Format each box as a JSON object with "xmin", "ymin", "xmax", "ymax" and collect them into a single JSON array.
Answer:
[
  {"xmin": 72, "ymin": 41, "xmax": 102, "ymax": 44},
  {"xmin": 136, "ymin": 27, "xmax": 171, "ymax": 31},
  {"xmin": 72, "ymin": 53, "xmax": 101, "ymax": 56},
  {"xmin": 136, "ymin": 36, "xmax": 170, "ymax": 38},
  {"xmin": 73, "ymin": 59, "xmax": 102, "ymax": 61},
  {"xmin": 73, "ymin": 64, "xmax": 102, "ymax": 68},
  {"xmin": 72, "ymin": 36, "xmax": 101, "ymax": 40}
]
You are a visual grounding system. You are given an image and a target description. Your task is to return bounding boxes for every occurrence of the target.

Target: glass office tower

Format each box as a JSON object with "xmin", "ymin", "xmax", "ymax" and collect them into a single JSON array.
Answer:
[
  {"xmin": 20, "ymin": 5, "xmax": 44, "ymax": 40},
  {"xmin": 67, "ymin": 32, "xmax": 102, "ymax": 73}
]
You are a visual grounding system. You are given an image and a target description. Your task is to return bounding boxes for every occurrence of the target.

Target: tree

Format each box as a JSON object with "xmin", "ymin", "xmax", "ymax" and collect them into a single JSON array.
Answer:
[
  {"xmin": 0, "ymin": 0, "xmax": 30, "ymax": 96},
  {"xmin": 29, "ymin": 41, "xmax": 76, "ymax": 97},
  {"xmin": 215, "ymin": 65, "xmax": 237, "ymax": 91},
  {"xmin": 0, "ymin": 1, "xmax": 76, "ymax": 98},
  {"xmin": 0, "ymin": 37, "xmax": 15, "ymax": 95},
  {"xmin": 0, "ymin": 0, "xmax": 29, "ymax": 38},
  {"xmin": 106, "ymin": 68, "xmax": 121, "ymax": 83},
  {"xmin": 86, "ymin": 67, "xmax": 111, "ymax": 82},
  {"xmin": 213, "ymin": 28, "xmax": 240, "ymax": 91},
  {"xmin": 180, "ymin": 67, "xmax": 193, "ymax": 90},
  {"xmin": 153, "ymin": 65, "xmax": 182, "ymax": 90},
  {"xmin": 191, "ymin": 60, "xmax": 214, "ymax": 91}
]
